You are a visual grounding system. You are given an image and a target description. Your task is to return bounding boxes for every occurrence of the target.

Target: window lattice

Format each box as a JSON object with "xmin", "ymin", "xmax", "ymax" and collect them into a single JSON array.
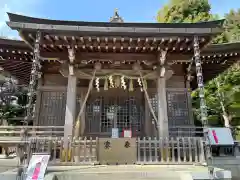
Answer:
[
  {"xmin": 148, "ymin": 90, "xmax": 192, "ymax": 130},
  {"xmin": 38, "ymin": 91, "xmax": 66, "ymax": 126},
  {"xmin": 86, "ymin": 95, "xmax": 143, "ymax": 135},
  {"xmin": 149, "ymin": 93, "xmax": 158, "ymax": 125},
  {"xmin": 166, "ymin": 90, "xmax": 190, "ymax": 126}
]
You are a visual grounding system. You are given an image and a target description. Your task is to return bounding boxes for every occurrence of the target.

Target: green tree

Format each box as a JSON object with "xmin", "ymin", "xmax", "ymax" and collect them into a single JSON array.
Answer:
[
  {"xmin": 0, "ymin": 79, "xmax": 27, "ymax": 125},
  {"xmin": 156, "ymin": 0, "xmax": 240, "ymax": 129},
  {"xmin": 192, "ymin": 63, "xmax": 240, "ymax": 127},
  {"xmin": 156, "ymin": 0, "xmax": 227, "ymax": 43},
  {"xmin": 213, "ymin": 9, "xmax": 240, "ymax": 43},
  {"xmin": 224, "ymin": 9, "xmax": 240, "ymax": 42},
  {"xmin": 157, "ymin": 0, "xmax": 218, "ymax": 23}
]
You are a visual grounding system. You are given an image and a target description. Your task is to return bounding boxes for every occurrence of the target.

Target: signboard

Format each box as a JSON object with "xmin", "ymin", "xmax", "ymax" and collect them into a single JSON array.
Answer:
[
  {"xmin": 123, "ymin": 129, "xmax": 132, "ymax": 138},
  {"xmin": 26, "ymin": 153, "xmax": 50, "ymax": 180},
  {"xmin": 207, "ymin": 128, "xmax": 234, "ymax": 145},
  {"xmin": 111, "ymin": 128, "xmax": 119, "ymax": 138}
]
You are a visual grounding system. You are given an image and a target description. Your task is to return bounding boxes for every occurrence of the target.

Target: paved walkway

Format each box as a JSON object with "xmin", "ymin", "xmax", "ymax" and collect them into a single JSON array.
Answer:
[
  {"xmin": 0, "ymin": 157, "xmax": 19, "ymax": 173},
  {"xmin": 45, "ymin": 165, "xmax": 212, "ymax": 180},
  {"xmin": 0, "ymin": 160, "xmax": 231, "ymax": 180}
]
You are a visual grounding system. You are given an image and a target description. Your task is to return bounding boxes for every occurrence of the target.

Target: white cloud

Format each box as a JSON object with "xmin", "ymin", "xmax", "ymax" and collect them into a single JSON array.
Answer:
[{"xmin": 0, "ymin": 0, "xmax": 42, "ymax": 38}]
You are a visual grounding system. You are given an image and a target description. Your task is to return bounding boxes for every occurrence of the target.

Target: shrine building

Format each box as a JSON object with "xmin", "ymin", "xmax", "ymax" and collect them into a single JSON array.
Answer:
[{"xmin": 1, "ymin": 11, "xmax": 240, "ymax": 140}]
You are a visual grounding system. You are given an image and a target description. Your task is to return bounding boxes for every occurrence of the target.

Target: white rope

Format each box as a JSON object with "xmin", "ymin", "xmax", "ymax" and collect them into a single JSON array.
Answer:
[
  {"xmin": 138, "ymin": 70, "xmax": 158, "ymax": 132},
  {"xmin": 77, "ymin": 70, "xmax": 156, "ymax": 79}
]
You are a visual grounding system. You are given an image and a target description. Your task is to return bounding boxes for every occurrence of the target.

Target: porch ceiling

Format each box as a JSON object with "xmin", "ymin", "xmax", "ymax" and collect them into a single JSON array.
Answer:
[
  {"xmin": 0, "ymin": 38, "xmax": 32, "ymax": 84},
  {"xmin": 2, "ymin": 13, "xmax": 239, "ymax": 86},
  {"xmin": 0, "ymin": 37, "xmax": 239, "ymax": 86}
]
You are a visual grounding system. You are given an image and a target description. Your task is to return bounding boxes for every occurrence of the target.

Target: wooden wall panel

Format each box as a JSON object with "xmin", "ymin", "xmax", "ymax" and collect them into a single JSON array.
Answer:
[
  {"xmin": 167, "ymin": 76, "xmax": 185, "ymax": 88},
  {"xmin": 43, "ymin": 74, "xmax": 67, "ymax": 86}
]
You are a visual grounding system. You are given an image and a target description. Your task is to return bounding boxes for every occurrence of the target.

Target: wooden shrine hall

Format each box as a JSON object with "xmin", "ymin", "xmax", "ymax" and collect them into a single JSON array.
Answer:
[{"xmin": 1, "ymin": 11, "xmax": 240, "ymax": 141}]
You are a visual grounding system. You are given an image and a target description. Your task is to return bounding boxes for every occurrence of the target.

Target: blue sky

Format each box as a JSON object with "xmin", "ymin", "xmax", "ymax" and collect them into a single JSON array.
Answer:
[{"xmin": 0, "ymin": 0, "xmax": 239, "ymax": 38}]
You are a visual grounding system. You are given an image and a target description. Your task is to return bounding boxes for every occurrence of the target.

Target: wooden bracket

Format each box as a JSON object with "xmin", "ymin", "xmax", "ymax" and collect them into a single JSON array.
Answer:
[
  {"xmin": 158, "ymin": 49, "xmax": 167, "ymax": 66},
  {"xmin": 68, "ymin": 47, "xmax": 75, "ymax": 75}
]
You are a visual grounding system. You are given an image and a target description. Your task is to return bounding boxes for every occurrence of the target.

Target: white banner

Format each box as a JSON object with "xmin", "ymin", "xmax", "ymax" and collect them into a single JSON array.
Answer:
[
  {"xmin": 26, "ymin": 153, "xmax": 50, "ymax": 180},
  {"xmin": 123, "ymin": 130, "xmax": 132, "ymax": 138},
  {"xmin": 111, "ymin": 128, "xmax": 119, "ymax": 138}
]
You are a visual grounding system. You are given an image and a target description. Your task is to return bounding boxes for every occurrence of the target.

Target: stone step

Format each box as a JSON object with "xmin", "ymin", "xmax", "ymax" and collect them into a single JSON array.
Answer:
[
  {"xmin": 0, "ymin": 164, "xmax": 232, "ymax": 180},
  {"xmin": 54, "ymin": 170, "xmax": 181, "ymax": 180},
  {"xmin": 45, "ymin": 165, "xmax": 231, "ymax": 180},
  {"xmin": 59, "ymin": 172, "xmax": 179, "ymax": 180}
]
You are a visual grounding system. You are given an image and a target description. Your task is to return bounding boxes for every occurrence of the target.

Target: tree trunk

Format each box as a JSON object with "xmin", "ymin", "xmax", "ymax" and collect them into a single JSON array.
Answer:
[{"xmin": 222, "ymin": 113, "xmax": 231, "ymax": 128}]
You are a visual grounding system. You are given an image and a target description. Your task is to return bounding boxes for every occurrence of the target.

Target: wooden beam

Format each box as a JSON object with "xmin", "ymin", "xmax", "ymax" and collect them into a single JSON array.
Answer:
[
  {"xmin": 60, "ymin": 67, "xmax": 157, "ymax": 79},
  {"xmin": 40, "ymin": 51, "xmax": 158, "ymax": 61},
  {"xmin": 39, "ymin": 51, "xmax": 195, "ymax": 62}
]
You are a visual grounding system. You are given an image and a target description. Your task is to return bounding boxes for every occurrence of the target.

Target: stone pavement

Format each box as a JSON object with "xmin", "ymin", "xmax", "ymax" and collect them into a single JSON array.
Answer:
[
  {"xmin": 0, "ymin": 160, "xmax": 232, "ymax": 180},
  {"xmin": 0, "ymin": 157, "xmax": 19, "ymax": 173},
  {"xmin": 45, "ymin": 165, "xmax": 231, "ymax": 180}
]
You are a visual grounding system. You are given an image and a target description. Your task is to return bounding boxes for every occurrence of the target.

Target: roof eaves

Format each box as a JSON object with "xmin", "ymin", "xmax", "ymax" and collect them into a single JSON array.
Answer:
[{"xmin": 7, "ymin": 12, "xmax": 225, "ymax": 29}]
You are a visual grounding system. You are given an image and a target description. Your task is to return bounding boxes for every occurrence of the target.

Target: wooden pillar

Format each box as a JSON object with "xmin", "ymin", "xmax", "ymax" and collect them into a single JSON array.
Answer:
[
  {"xmin": 79, "ymin": 90, "xmax": 86, "ymax": 136},
  {"xmin": 157, "ymin": 73, "xmax": 169, "ymax": 138},
  {"xmin": 63, "ymin": 48, "xmax": 76, "ymax": 148},
  {"xmin": 63, "ymin": 75, "xmax": 77, "ymax": 146},
  {"xmin": 157, "ymin": 50, "xmax": 169, "ymax": 138}
]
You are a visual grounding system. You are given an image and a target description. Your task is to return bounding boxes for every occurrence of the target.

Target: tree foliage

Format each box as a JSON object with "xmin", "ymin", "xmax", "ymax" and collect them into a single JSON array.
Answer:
[
  {"xmin": 157, "ymin": 0, "xmax": 240, "ymax": 127},
  {"xmin": 213, "ymin": 9, "xmax": 240, "ymax": 43},
  {"xmin": 0, "ymin": 79, "xmax": 27, "ymax": 125},
  {"xmin": 157, "ymin": 0, "xmax": 218, "ymax": 23},
  {"xmin": 192, "ymin": 63, "xmax": 240, "ymax": 126},
  {"xmin": 224, "ymin": 9, "xmax": 240, "ymax": 42}
]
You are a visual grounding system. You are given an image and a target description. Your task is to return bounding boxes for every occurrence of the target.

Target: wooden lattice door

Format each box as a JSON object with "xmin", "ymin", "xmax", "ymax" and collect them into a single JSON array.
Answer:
[{"xmin": 85, "ymin": 89, "xmax": 144, "ymax": 137}]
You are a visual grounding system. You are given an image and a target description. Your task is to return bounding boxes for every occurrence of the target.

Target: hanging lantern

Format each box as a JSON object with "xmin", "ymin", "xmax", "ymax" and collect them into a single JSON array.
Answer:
[
  {"xmin": 104, "ymin": 77, "xmax": 108, "ymax": 90},
  {"xmin": 115, "ymin": 76, "xmax": 120, "ymax": 88},
  {"xmin": 129, "ymin": 79, "xmax": 134, "ymax": 92}
]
